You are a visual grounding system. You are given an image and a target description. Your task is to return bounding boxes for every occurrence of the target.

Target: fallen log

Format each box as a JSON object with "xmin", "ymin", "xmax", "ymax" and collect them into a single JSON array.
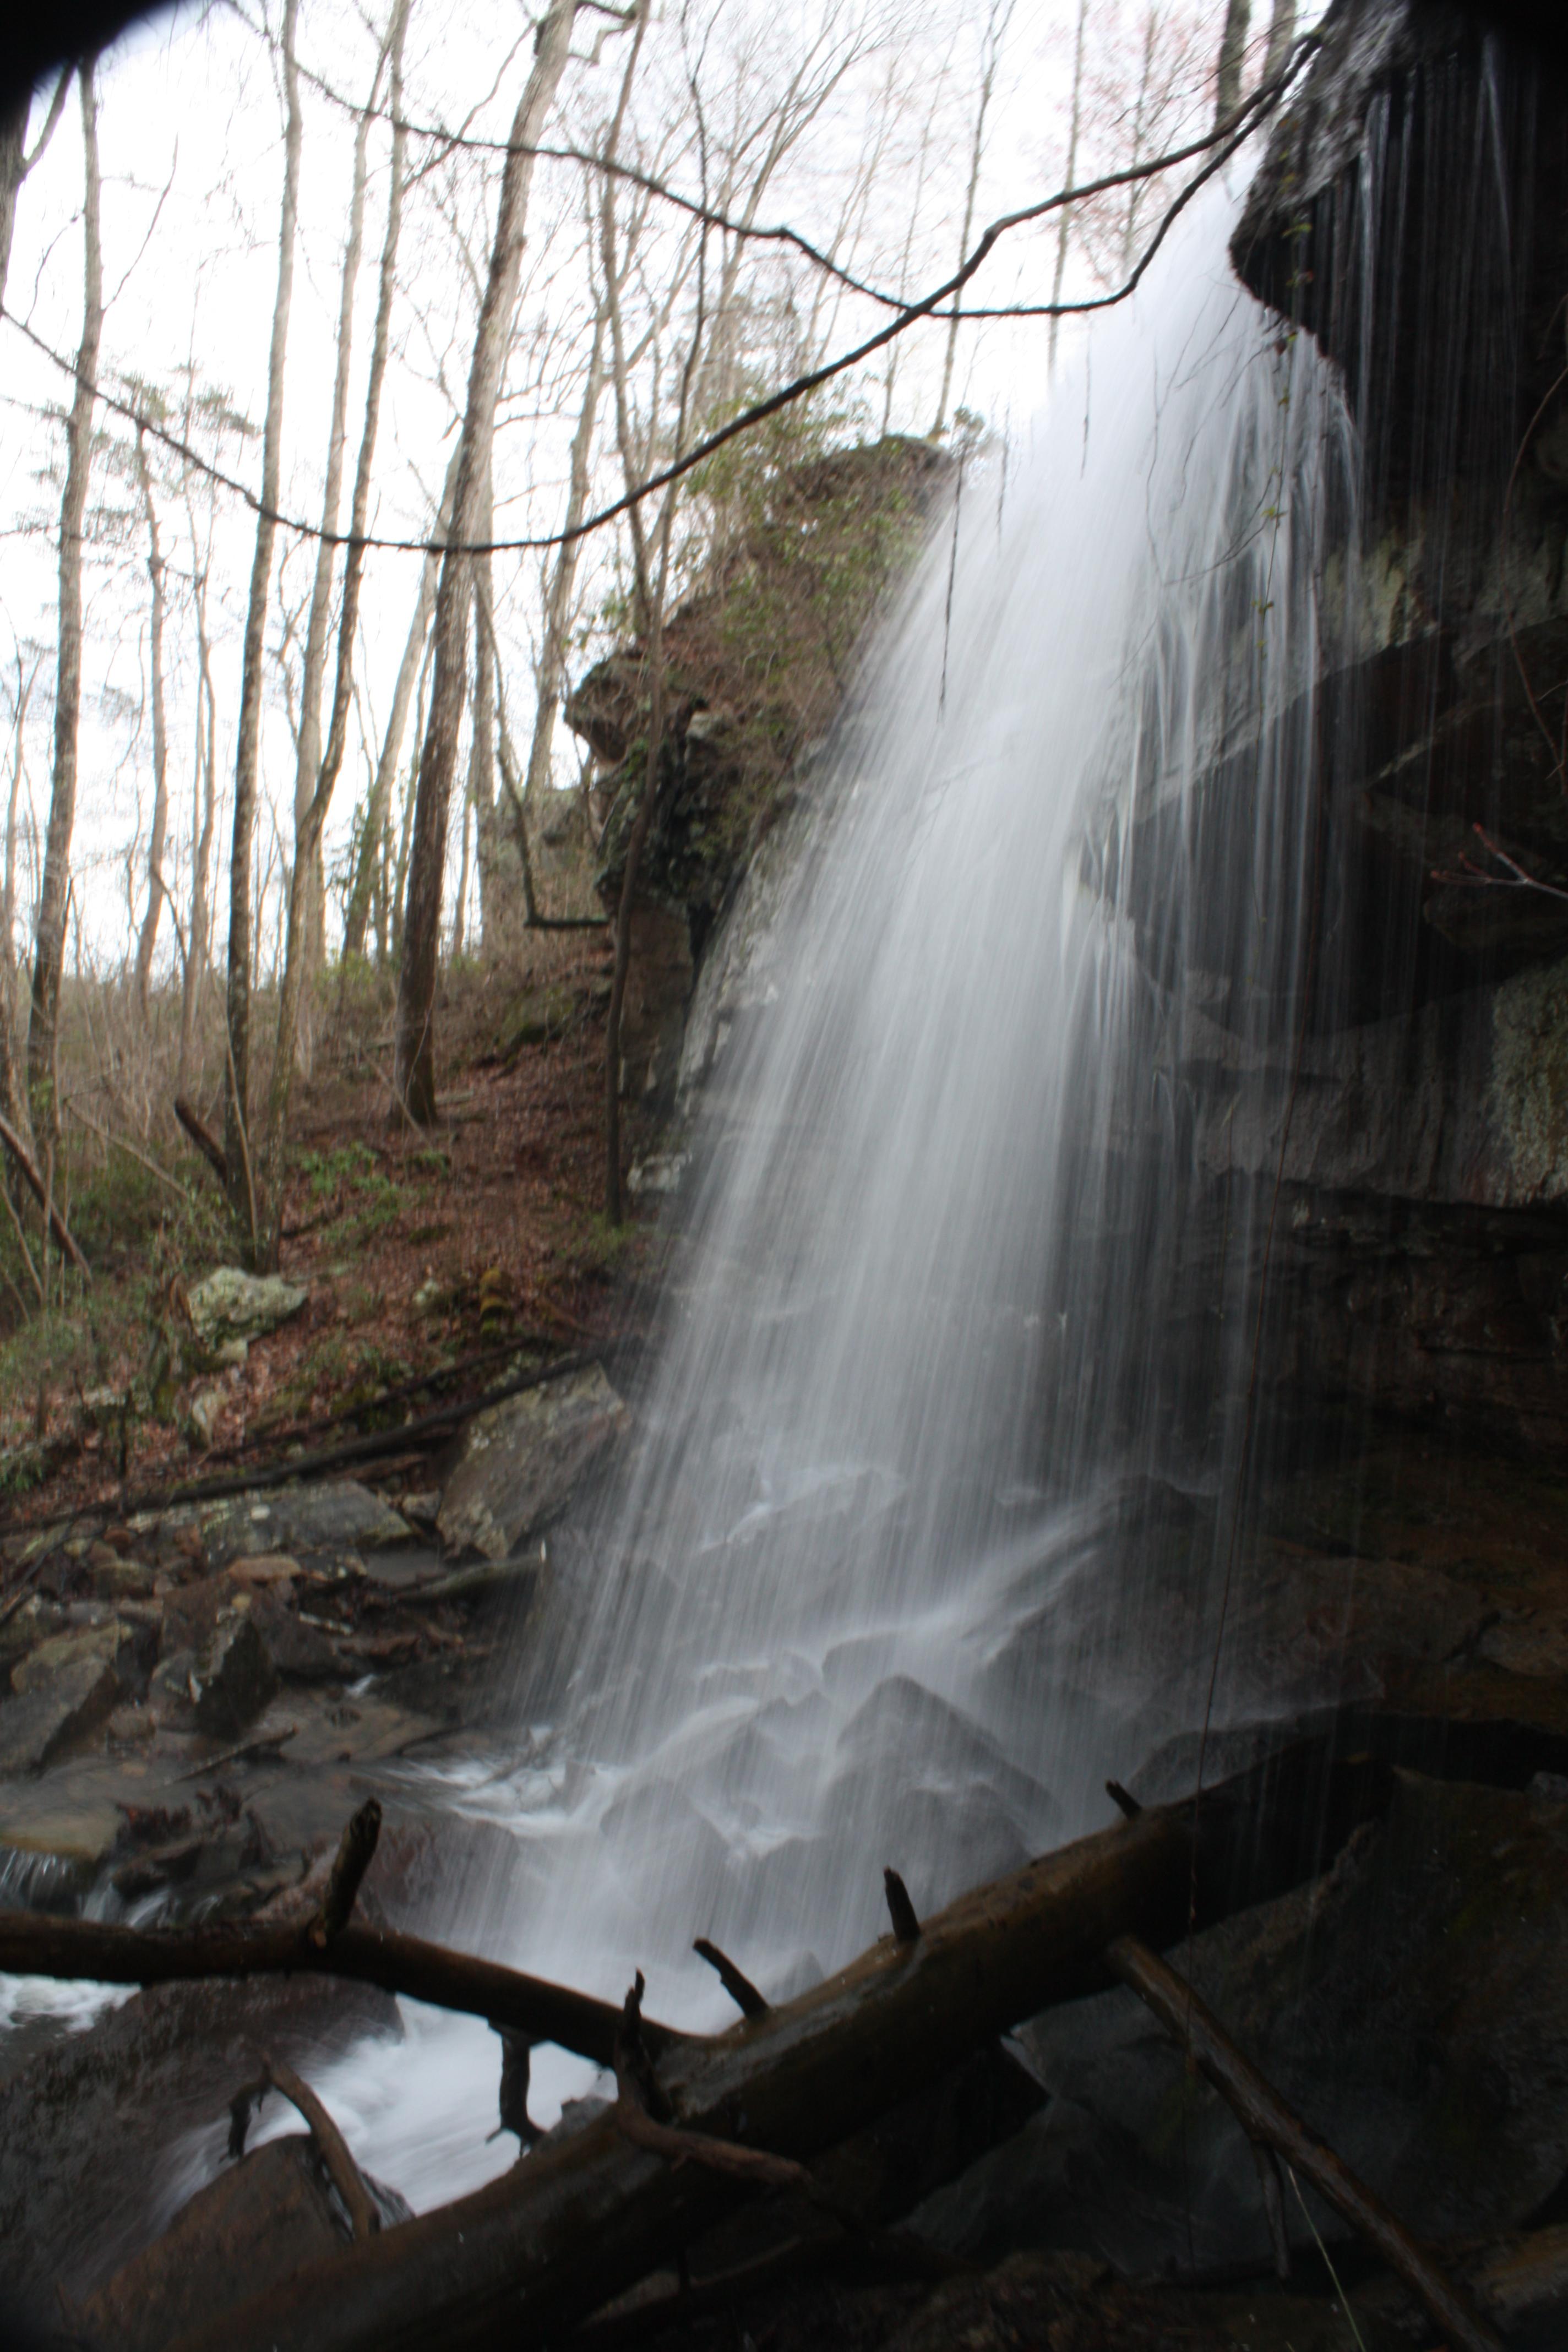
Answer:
[
  {"xmin": 149, "ymin": 1348, "xmax": 602, "ymax": 1509},
  {"xmin": 0, "ymin": 1910, "xmax": 683, "ymax": 2071},
  {"xmin": 0, "ymin": 1107, "xmax": 90, "ymax": 1272},
  {"xmin": 159, "ymin": 1738, "xmax": 1393, "ymax": 2352},
  {"xmin": 1106, "ymin": 1934, "xmax": 1502, "ymax": 2352}
]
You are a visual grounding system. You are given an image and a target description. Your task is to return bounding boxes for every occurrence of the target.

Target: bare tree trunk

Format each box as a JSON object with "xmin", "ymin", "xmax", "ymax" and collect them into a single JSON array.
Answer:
[
  {"xmin": 132, "ymin": 428, "xmax": 171, "ymax": 1014},
  {"xmin": 260, "ymin": 0, "xmax": 410, "ymax": 1256},
  {"xmin": 0, "ymin": 67, "xmax": 69, "ymax": 1118},
  {"xmin": 1048, "ymin": 0, "xmax": 1088, "ymax": 378},
  {"xmin": 223, "ymin": 0, "xmax": 302, "ymax": 1254},
  {"xmin": 340, "ymin": 449, "xmax": 455, "ymax": 960},
  {"xmin": 516, "ymin": 309, "xmax": 606, "ymax": 848},
  {"xmin": 26, "ymin": 60, "xmax": 102, "ymax": 1132},
  {"xmin": 466, "ymin": 460, "xmax": 498, "ymax": 942},
  {"xmin": 390, "ymin": 646, "xmax": 432, "ymax": 967},
  {"xmin": 0, "ymin": 660, "xmax": 34, "ymax": 1125},
  {"xmin": 0, "ymin": 68, "xmax": 69, "ymax": 315},
  {"xmin": 1214, "ymin": 0, "xmax": 1251, "ymax": 126},
  {"xmin": 451, "ymin": 781, "xmax": 472, "ymax": 960},
  {"xmin": 373, "ymin": 821, "xmax": 389, "ymax": 962},
  {"xmin": 932, "ymin": 1, "xmax": 1012, "ymax": 440},
  {"xmin": 393, "ymin": 0, "xmax": 579, "ymax": 1126},
  {"xmin": 178, "ymin": 573, "xmax": 218, "ymax": 1094},
  {"xmin": 289, "ymin": 49, "xmax": 375, "ymax": 1038},
  {"xmin": 0, "ymin": 104, "xmax": 27, "ymax": 311},
  {"xmin": 1262, "ymin": 0, "xmax": 1295, "ymax": 79}
]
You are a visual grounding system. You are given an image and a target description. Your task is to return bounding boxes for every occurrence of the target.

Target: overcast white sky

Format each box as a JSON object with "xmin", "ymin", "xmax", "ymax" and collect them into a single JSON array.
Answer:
[{"xmin": 1, "ymin": 0, "xmax": 1242, "ymax": 972}]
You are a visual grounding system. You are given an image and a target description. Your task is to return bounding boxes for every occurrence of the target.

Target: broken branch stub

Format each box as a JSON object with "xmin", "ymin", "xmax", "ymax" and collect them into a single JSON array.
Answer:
[
  {"xmin": 883, "ymin": 1868, "xmax": 920, "ymax": 1943},
  {"xmin": 310, "ymin": 1798, "xmax": 382, "ymax": 1947},
  {"xmin": 693, "ymin": 1937, "xmax": 769, "ymax": 2019},
  {"xmin": 495, "ymin": 2029, "xmax": 539, "ymax": 2147},
  {"xmin": 161, "ymin": 1739, "xmax": 1395, "ymax": 2352},
  {"xmin": 1105, "ymin": 1933, "xmax": 1504, "ymax": 2352},
  {"xmin": 613, "ymin": 1968, "xmax": 674, "ymax": 2124}
]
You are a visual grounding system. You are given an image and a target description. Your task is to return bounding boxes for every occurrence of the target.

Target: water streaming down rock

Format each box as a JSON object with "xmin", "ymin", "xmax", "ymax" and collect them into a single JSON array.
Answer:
[
  {"xmin": 198, "ymin": 193, "xmax": 1363, "ymax": 2217},
  {"xmin": 459, "ymin": 195, "xmax": 1355, "ymax": 2030}
]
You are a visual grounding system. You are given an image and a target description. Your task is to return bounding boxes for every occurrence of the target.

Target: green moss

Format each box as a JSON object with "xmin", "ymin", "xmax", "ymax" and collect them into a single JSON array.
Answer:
[{"xmin": 574, "ymin": 415, "xmax": 951, "ymax": 939}]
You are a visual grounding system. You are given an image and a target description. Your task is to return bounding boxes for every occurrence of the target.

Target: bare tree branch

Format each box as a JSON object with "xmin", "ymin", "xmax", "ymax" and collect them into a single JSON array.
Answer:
[{"xmin": 0, "ymin": 35, "xmax": 1317, "ymax": 567}]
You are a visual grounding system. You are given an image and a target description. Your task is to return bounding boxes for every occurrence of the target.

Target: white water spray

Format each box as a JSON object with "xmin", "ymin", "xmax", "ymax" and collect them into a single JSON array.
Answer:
[{"xmin": 211, "ymin": 189, "xmax": 1355, "ymax": 2210}]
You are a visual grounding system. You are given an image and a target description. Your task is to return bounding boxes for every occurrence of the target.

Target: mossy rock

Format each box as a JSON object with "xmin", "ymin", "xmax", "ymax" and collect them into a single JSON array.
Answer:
[
  {"xmin": 500, "ymin": 982, "xmax": 578, "ymax": 1055},
  {"xmin": 568, "ymin": 432, "xmax": 951, "ymax": 949}
]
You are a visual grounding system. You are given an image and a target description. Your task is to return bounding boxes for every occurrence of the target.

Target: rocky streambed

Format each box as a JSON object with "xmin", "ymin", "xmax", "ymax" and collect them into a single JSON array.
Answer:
[
  {"xmin": 0, "ymin": 1357, "xmax": 633, "ymax": 2302},
  {"xmin": 2, "ymin": 1398, "xmax": 1567, "ymax": 2350}
]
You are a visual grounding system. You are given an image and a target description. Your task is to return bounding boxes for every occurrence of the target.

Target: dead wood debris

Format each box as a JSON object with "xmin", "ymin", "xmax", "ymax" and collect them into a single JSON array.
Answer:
[
  {"xmin": 0, "ymin": 1903, "xmax": 682, "ymax": 2069},
  {"xmin": 0, "ymin": 1106, "xmax": 92, "ymax": 1272},
  {"xmin": 229, "ymin": 2055, "xmax": 380, "ymax": 2241},
  {"xmin": 123, "ymin": 1741, "xmax": 1407, "ymax": 2352},
  {"xmin": 493, "ymin": 2027, "xmax": 540, "ymax": 2147},
  {"xmin": 5, "ymin": 1748, "xmax": 1509, "ymax": 2352},
  {"xmin": 309, "ymin": 1797, "xmax": 382, "ymax": 1946},
  {"xmin": 1106, "ymin": 1932, "xmax": 1504, "ymax": 2352},
  {"xmin": 692, "ymin": 1936, "xmax": 769, "ymax": 2019},
  {"xmin": 882, "ymin": 1867, "xmax": 921, "ymax": 1943}
]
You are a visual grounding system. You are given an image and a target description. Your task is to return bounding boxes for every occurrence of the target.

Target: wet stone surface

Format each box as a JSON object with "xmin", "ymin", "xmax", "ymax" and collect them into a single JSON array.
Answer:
[
  {"xmin": 437, "ymin": 1363, "xmax": 628, "ymax": 1561},
  {"xmin": 1, "ymin": 1416, "xmax": 1566, "ymax": 2342},
  {"xmin": 912, "ymin": 1770, "xmax": 1568, "ymax": 2277}
]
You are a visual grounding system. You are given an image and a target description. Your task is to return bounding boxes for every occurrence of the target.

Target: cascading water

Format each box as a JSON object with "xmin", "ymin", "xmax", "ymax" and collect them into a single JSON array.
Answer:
[{"xmin": 188, "ymin": 185, "xmax": 1360, "ymax": 2211}]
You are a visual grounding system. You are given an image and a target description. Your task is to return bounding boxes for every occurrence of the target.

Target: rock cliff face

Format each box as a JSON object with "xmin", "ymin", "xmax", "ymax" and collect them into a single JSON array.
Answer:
[{"xmin": 1174, "ymin": 0, "xmax": 1568, "ymax": 1452}]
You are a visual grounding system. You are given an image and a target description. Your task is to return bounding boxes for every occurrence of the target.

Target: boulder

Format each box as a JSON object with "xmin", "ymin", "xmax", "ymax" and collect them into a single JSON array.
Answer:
[
  {"xmin": 0, "ymin": 1594, "xmax": 67, "ymax": 1674},
  {"xmin": 0, "ymin": 1974, "xmax": 399, "ymax": 2308},
  {"xmin": 91, "ymin": 1553, "xmax": 156, "ymax": 1604},
  {"xmin": 184, "ymin": 1379, "xmax": 228, "ymax": 1450},
  {"xmin": 0, "ymin": 1665, "xmax": 119, "ymax": 1775},
  {"xmin": 0, "ymin": 1624, "xmax": 150, "ymax": 1775},
  {"xmin": 151, "ymin": 1586, "xmax": 279, "ymax": 1739},
  {"xmin": 10, "ymin": 1623, "xmax": 149, "ymax": 1699},
  {"xmin": 188, "ymin": 1611, "xmax": 277, "ymax": 1739},
  {"xmin": 186, "ymin": 1268, "xmax": 307, "ymax": 1353},
  {"xmin": 77, "ymin": 2135, "xmax": 347, "ymax": 2352},
  {"xmin": 912, "ymin": 1772, "xmax": 1568, "ymax": 2275},
  {"xmin": 627, "ymin": 1151, "xmax": 689, "ymax": 1197},
  {"xmin": 146, "ymin": 1647, "xmax": 201, "ymax": 1729},
  {"xmin": 880, "ymin": 2255, "xmax": 1390, "ymax": 2352},
  {"xmin": 197, "ymin": 1481, "xmax": 411, "ymax": 1568},
  {"xmin": 437, "ymin": 1365, "xmax": 628, "ymax": 1561}
]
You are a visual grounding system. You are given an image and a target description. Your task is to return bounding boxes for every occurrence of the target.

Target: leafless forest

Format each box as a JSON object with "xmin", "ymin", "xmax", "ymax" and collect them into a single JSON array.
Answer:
[{"xmin": 0, "ymin": 0, "xmax": 1291, "ymax": 1490}]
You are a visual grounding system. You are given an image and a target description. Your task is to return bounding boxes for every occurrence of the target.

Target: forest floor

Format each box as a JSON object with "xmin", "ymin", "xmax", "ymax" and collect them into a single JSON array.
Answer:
[{"xmin": 0, "ymin": 929, "xmax": 664, "ymax": 1537}]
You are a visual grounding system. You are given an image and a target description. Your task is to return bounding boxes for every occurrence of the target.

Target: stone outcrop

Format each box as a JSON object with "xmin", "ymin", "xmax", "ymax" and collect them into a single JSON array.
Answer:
[
  {"xmin": 564, "ymin": 435, "xmax": 951, "ymax": 1106},
  {"xmin": 1127, "ymin": 0, "xmax": 1568, "ymax": 1453},
  {"xmin": 912, "ymin": 1771, "xmax": 1568, "ymax": 2278}
]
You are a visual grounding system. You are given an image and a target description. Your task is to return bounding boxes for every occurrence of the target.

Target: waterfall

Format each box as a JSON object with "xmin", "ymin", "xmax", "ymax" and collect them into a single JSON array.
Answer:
[{"xmin": 222, "ymin": 187, "xmax": 1359, "ymax": 2206}]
